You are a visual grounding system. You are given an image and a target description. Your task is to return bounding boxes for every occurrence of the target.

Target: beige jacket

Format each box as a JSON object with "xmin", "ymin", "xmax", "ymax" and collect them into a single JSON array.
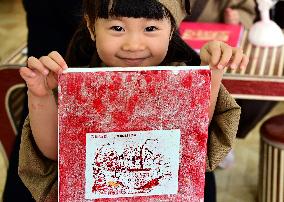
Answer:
[
  {"xmin": 190, "ymin": 0, "xmax": 256, "ymax": 29},
  {"xmin": 18, "ymin": 83, "xmax": 240, "ymax": 201}
]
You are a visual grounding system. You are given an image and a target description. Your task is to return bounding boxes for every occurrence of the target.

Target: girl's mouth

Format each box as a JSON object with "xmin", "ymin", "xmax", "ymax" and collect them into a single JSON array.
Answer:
[{"xmin": 120, "ymin": 57, "xmax": 148, "ymax": 66}]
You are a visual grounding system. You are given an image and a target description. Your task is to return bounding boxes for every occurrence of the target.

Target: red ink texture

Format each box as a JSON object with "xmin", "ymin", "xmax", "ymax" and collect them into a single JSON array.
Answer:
[{"xmin": 59, "ymin": 68, "xmax": 211, "ymax": 201}]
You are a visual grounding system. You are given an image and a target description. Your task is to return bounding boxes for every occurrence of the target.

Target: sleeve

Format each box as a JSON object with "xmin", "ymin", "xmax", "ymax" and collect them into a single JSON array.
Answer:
[
  {"xmin": 206, "ymin": 84, "xmax": 241, "ymax": 171},
  {"xmin": 18, "ymin": 116, "xmax": 58, "ymax": 202},
  {"xmin": 230, "ymin": 0, "xmax": 256, "ymax": 28}
]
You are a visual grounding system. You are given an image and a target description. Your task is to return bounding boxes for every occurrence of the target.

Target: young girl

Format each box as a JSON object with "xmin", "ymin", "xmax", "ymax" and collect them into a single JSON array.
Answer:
[{"xmin": 18, "ymin": 0, "xmax": 248, "ymax": 201}]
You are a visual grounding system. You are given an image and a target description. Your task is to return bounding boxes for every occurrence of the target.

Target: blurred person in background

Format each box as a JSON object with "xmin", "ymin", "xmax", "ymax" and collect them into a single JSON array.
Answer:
[
  {"xmin": 3, "ymin": 0, "xmax": 82, "ymax": 201},
  {"xmin": 186, "ymin": 0, "xmax": 256, "ymax": 28}
]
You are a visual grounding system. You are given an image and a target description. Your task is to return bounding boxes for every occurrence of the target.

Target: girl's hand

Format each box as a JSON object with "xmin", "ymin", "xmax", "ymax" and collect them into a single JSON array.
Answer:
[
  {"xmin": 19, "ymin": 51, "xmax": 67, "ymax": 97},
  {"xmin": 200, "ymin": 40, "xmax": 248, "ymax": 71},
  {"xmin": 224, "ymin": 8, "xmax": 240, "ymax": 25}
]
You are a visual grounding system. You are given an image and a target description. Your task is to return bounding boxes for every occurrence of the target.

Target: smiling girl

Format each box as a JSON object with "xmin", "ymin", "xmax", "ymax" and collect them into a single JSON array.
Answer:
[{"xmin": 18, "ymin": 0, "xmax": 248, "ymax": 201}]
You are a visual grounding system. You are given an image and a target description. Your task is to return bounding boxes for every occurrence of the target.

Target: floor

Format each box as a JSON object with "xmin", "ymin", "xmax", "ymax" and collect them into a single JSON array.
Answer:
[
  {"xmin": 0, "ymin": 0, "xmax": 284, "ymax": 201},
  {"xmin": 215, "ymin": 103, "xmax": 284, "ymax": 202},
  {"xmin": 0, "ymin": 0, "xmax": 27, "ymax": 63}
]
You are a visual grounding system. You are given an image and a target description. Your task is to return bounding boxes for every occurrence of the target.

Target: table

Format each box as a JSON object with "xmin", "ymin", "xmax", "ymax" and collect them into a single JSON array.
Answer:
[{"xmin": 222, "ymin": 30, "xmax": 284, "ymax": 101}]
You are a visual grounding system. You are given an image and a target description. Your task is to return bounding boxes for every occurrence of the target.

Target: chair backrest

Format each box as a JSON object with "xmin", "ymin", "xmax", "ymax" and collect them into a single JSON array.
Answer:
[{"xmin": 0, "ymin": 65, "xmax": 26, "ymax": 165}]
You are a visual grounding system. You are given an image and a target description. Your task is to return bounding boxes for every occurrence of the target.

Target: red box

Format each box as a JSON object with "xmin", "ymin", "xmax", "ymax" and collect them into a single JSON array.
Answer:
[{"xmin": 179, "ymin": 22, "xmax": 244, "ymax": 51}]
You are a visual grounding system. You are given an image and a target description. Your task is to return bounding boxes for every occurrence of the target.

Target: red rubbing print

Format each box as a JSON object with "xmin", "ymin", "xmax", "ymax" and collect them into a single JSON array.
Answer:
[{"xmin": 59, "ymin": 67, "xmax": 211, "ymax": 202}]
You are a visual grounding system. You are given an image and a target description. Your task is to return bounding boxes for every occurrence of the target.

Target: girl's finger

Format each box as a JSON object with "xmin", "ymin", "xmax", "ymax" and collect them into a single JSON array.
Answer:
[
  {"xmin": 27, "ymin": 56, "xmax": 49, "ymax": 75},
  {"xmin": 230, "ymin": 48, "xmax": 244, "ymax": 69},
  {"xmin": 39, "ymin": 56, "xmax": 63, "ymax": 75},
  {"xmin": 240, "ymin": 54, "xmax": 249, "ymax": 70},
  {"xmin": 19, "ymin": 67, "xmax": 36, "ymax": 79},
  {"xmin": 217, "ymin": 43, "xmax": 232, "ymax": 69},
  {"xmin": 208, "ymin": 41, "xmax": 222, "ymax": 66},
  {"xmin": 200, "ymin": 46, "xmax": 211, "ymax": 66},
  {"xmin": 48, "ymin": 51, "xmax": 68, "ymax": 70}
]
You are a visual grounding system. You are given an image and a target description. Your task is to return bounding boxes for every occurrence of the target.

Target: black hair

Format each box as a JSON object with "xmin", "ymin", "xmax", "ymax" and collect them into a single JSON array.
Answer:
[
  {"xmin": 66, "ymin": 0, "xmax": 200, "ymax": 67},
  {"xmin": 84, "ymin": 0, "xmax": 176, "ymax": 33}
]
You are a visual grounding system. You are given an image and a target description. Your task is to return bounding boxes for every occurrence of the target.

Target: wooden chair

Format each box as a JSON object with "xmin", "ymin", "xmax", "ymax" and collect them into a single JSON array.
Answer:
[
  {"xmin": 258, "ymin": 114, "xmax": 284, "ymax": 202},
  {"xmin": 0, "ymin": 45, "xmax": 27, "ymax": 166},
  {"xmin": 0, "ymin": 65, "xmax": 26, "ymax": 166}
]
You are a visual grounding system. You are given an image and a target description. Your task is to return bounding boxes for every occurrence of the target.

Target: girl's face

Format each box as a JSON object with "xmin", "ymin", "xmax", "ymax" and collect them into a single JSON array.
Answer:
[{"xmin": 92, "ymin": 17, "xmax": 172, "ymax": 67}]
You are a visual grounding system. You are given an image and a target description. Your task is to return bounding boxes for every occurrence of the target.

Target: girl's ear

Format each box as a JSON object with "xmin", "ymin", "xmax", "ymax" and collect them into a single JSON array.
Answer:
[{"xmin": 84, "ymin": 15, "xmax": 96, "ymax": 41}]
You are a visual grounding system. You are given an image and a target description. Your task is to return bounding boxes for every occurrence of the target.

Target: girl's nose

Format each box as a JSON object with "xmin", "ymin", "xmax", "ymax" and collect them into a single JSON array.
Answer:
[{"xmin": 121, "ymin": 34, "xmax": 146, "ymax": 52}]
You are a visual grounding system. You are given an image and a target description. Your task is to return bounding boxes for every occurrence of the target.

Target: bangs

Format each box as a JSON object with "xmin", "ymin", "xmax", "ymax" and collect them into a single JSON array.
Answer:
[
  {"xmin": 84, "ymin": 0, "xmax": 172, "ymax": 21},
  {"xmin": 83, "ymin": 0, "xmax": 177, "ymax": 33},
  {"xmin": 108, "ymin": 0, "xmax": 169, "ymax": 20}
]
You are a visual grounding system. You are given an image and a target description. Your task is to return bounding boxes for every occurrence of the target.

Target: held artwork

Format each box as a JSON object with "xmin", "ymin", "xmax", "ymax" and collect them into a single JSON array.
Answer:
[{"xmin": 58, "ymin": 66, "xmax": 211, "ymax": 202}]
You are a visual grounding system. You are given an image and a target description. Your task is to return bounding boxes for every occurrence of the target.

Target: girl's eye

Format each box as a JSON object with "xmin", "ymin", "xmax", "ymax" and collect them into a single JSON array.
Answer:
[
  {"xmin": 145, "ymin": 26, "xmax": 158, "ymax": 32},
  {"xmin": 110, "ymin": 26, "xmax": 124, "ymax": 32}
]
